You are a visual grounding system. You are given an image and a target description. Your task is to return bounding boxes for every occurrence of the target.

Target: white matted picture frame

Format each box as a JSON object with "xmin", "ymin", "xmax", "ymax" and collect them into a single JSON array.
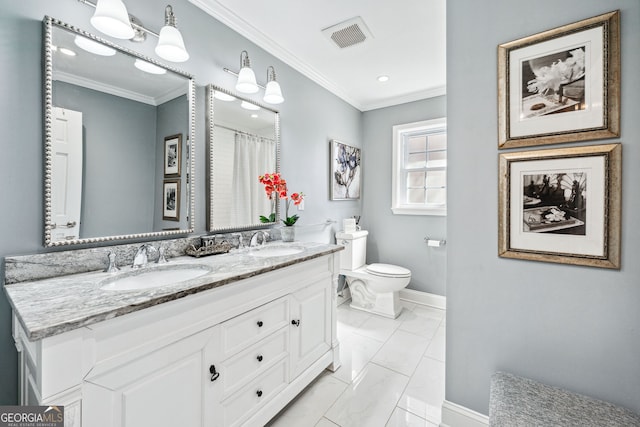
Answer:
[
  {"xmin": 163, "ymin": 179, "xmax": 181, "ymax": 221},
  {"xmin": 498, "ymin": 143, "xmax": 621, "ymax": 269},
  {"xmin": 331, "ymin": 140, "xmax": 361, "ymax": 200},
  {"xmin": 164, "ymin": 134, "xmax": 182, "ymax": 177},
  {"xmin": 498, "ymin": 10, "xmax": 620, "ymax": 149}
]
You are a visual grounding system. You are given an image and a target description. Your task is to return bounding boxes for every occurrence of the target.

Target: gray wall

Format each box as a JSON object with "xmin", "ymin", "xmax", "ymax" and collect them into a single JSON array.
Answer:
[
  {"xmin": 447, "ymin": 0, "xmax": 640, "ymax": 416},
  {"xmin": 362, "ymin": 97, "xmax": 447, "ymax": 296},
  {"xmin": 155, "ymin": 95, "xmax": 189, "ymax": 231},
  {"xmin": 0, "ymin": 0, "xmax": 360, "ymax": 404},
  {"xmin": 54, "ymin": 81, "xmax": 157, "ymax": 237}
]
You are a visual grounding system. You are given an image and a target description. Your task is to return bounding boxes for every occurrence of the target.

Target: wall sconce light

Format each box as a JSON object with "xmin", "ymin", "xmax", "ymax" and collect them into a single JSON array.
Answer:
[
  {"xmin": 235, "ymin": 51, "xmax": 259, "ymax": 94},
  {"xmin": 74, "ymin": 35, "xmax": 116, "ymax": 56},
  {"xmin": 90, "ymin": 0, "xmax": 134, "ymax": 39},
  {"xmin": 79, "ymin": 0, "xmax": 190, "ymax": 63},
  {"xmin": 224, "ymin": 53, "xmax": 285, "ymax": 105},
  {"xmin": 240, "ymin": 100, "xmax": 261, "ymax": 111},
  {"xmin": 134, "ymin": 59, "xmax": 167, "ymax": 75},
  {"xmin": 263, "ymin": 66, "xmax": 284, "ymax": 104},
  {"xmin": 155, "ymin": 6, "xmax": 189, "ymax": 63}
]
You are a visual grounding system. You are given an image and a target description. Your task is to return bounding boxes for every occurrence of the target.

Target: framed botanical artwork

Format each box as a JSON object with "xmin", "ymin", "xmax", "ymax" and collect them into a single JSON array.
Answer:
[
  {"xmin": 498, "ymin": 143, "xmax": 621, "ymax": 268},
  {"xmin": 331, "ymin": 140, "xmax": 361, "ymax": 200},
  {"xmin": 163, "ymin": 180, "xmax": 181, "ymax": 221},
  {"xmin": 498, "ymin": 10, "xmax": 620, "ymax": 149},
  {"xmin": 164, "ymin": 134, "xmax": 182, "ymax": 177}
]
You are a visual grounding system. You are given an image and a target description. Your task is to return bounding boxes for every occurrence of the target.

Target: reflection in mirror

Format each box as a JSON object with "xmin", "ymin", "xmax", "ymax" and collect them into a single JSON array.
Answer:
[
  {"xmin": 206, "ymin": 85, "xmax": 280, "ymax": 232},
  {"xmin": 44, "ymin": 17, "xmax": 195, "ymax": 247}
]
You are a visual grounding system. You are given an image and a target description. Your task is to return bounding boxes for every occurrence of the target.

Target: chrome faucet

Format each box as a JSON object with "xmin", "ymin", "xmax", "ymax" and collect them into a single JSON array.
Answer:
[
  {"xmin": 105, "ymin": 251, "xmax": 119, "ymax": 273},
  {"xmin": 232, "ymin": 233, "xmax": 246, "ymax": 251},
  {"xmin": 132, "ymin": 244, "xmax": 158, "ymax": 268},
  {"xmin": 250, "ymin": 231, "xmax": 269, "ymax": 247}
]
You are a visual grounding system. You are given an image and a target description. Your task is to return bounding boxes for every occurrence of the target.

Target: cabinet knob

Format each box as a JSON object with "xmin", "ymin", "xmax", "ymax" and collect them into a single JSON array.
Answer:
[
  {"xmin": 209, "ymin": 364, "xmax": 220, "ymax": 382},
  {"xmin": 291, "ymin": 319, "xmax": 300, "ymax": 327},
  {"xmin": 257, "ymin": 320, "xmax": 263, "ymax": 327},
  {"xmin": 257, "ymin": 355, "xmax": 263, "ymax": 362},
  {"xmin": 256, "ymin": 390, "xmax": 263, "ymax": 397}
]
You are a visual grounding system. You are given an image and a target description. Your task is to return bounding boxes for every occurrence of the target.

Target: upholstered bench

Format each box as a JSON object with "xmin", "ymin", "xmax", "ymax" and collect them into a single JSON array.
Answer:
[{"xmin": 489, "ymin": 371, "xmax": 640, "ymax": 426}]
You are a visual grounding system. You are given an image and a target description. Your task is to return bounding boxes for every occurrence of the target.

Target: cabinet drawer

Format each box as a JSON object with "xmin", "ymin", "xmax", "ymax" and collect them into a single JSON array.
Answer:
[
  {"xmin": 221, "ymin": 359, "xmax": 288, "ymax": 427},
  {"xmin": 220, "ymin": 297, "xmax": 289, "ymax": 357},
  {"xmin": 220, "ymin": 328, "xmax": 289, "ymax": 398}
]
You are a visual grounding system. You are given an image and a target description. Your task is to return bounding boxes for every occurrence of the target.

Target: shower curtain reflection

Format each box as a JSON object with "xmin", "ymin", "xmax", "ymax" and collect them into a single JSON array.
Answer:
[{"xmin": 232, "ymin": 132, "xmax": 276, "ymax": 226}]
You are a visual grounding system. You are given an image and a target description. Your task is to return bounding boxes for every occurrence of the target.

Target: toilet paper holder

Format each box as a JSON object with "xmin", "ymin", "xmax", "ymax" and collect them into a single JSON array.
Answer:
[{"xmin": 424, "ymin": 237, "xmax": 446, "ymax": 247}]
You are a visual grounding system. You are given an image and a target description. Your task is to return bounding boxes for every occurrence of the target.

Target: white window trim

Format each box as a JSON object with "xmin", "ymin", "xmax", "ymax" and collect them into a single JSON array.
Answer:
[{"xmin": 392, "ymin": 117, "xmax": 447, "ymax": 216}]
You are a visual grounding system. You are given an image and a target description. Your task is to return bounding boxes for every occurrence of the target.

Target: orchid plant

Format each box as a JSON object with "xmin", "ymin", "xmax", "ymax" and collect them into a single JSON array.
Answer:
[{"xmin": 258, "ymin": 173, "xmax": 304, "ymax": 226}]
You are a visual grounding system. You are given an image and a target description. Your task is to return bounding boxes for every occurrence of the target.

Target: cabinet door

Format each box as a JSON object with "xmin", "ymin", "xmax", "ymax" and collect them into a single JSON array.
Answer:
[
  {"xmin": 83, "ymin": 326, "xmax": 221, "ymax": 427},
  {"xmin": 289, "ymin": 279, "xmax": 332, "ymax": 378}
]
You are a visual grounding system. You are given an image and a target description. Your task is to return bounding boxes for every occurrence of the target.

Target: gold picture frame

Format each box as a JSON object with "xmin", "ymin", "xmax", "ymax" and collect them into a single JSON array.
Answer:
[
  {"xmin": 162, "ymin": 179, "xmax": 181, "ymax": 221},
  {"xmin": 498, "ymin": 10, "xmax": 620, "ymax": 149},
  {"xmin": 164, "ymin": 134, "xmax": 182, "ymax": 177},
  {"xmin": 498, "ymin": 144, "xmax": 621, "ymax": 269}
]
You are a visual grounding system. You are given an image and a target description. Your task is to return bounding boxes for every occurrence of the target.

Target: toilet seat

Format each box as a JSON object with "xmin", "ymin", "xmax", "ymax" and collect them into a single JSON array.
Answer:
[{"xmin": 366, "ymin": 263, "xmax": 411, "ymax": 278}]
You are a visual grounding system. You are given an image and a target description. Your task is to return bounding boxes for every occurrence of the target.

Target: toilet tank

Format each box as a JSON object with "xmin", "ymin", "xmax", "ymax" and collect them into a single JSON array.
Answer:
[{"xmin": 335, "ymin": 230, "xmax": 368, "ymax": 270}]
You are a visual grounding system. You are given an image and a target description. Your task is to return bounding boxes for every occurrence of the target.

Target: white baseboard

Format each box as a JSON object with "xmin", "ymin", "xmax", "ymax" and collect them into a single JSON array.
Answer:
[
  {"xmin": 440, "ymin": 400, "xmax": 489, "ymax": 427},
  {"xmin": 399, "ymin": 288, "xmax": 446, "ymax": 310}
]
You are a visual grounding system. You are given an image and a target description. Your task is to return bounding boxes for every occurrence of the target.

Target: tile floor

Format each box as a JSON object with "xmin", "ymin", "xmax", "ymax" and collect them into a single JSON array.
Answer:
[{"xmin": 267, "ymin": 297, "xmax": 446, "ymax": 427}]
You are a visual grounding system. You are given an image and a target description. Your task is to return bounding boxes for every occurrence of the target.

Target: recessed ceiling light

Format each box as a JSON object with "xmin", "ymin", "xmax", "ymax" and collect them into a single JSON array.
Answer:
[
  {"xmin": 251, "ymin": 114, "xmax": 258, "ymax": 118},
  {"xmin": 134, "ymin": 59, "xmax": 166, "ymax": 75},
  {"xmin": 59, "ymin": 47, "xmax": 77, "ymax": 56},
  {"xmin": 377, "ymin": 75, "xmax": 389, "ymax": 82}
]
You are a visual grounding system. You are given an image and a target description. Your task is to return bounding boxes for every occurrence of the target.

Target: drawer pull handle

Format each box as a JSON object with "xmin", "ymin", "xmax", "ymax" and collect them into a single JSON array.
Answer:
[
  {"xmin": 291, "ymin": 319, "xmax": 300, "ymax": 327},
  {"xmin": 209, "ymin": 364, "xmax": 220, "ymax": 382},
  {"xmin": 256, "ymin": 390, "xmax": 263, "ymax": 397},
  {"xmin": 257, "ymin": 355, "xmax": 263, "ymax": 362},
  {"xmin": 257, "ymin": 321, "xmax": 264, "ymax": 327}
]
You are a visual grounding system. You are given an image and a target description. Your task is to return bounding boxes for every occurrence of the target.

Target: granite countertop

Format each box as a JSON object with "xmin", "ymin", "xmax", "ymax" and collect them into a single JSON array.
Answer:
[{"xmin": 4, "ymin": 242, "xmax": 342, "ymax": 341}]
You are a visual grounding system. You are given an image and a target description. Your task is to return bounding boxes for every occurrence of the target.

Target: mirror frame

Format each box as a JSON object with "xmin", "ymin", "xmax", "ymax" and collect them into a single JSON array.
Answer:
[
  {"xmin": 205, "ymin": 84, "xmax": 281, "ymax": 233},
  {"xmin": 43, "ymin": 16, "xmax": 196, "ymax": 247}
]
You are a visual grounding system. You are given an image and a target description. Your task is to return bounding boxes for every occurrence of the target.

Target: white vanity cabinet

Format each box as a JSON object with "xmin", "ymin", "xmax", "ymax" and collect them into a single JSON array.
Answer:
[
  {"xmin": 289, "ymin": 278, "xmax": 332, "ymax": 378},
  {"xmin": 12, "ymin": 253, "xmax": 341, "ymax": 427}
]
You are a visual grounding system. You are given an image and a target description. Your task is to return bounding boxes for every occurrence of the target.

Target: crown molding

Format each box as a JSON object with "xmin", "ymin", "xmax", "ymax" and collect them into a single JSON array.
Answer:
[
  {"xmin": 360, "ymin": 85, "xmax": 447, "ymax": 111},
  {"xmin": 53, "ymin": 71, "xmax": 158, "ymax": 106},
  {"xmin": 189, "ymin": 0, "xmax": 445, "ymax": 112},
  {"xmin": 189, "ymin": 0, "xmax": 366, "ymax": 110}
]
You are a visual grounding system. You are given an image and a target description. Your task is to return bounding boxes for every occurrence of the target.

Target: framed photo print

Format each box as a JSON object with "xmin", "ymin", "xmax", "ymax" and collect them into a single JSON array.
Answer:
[
  {"xmin": 499, "ymin": 144, "xmax": 621, "ymax": 268},
  {"xmin": 331, "ymin": 140, "xmax": 361, "ymax": 200},
  {"xmin": 163, "ymin": 180, "xmax": 181, "ymax": 221},
  {"xmin": 498, "ymin": 11, "xmax": 620, "ymax": 149},
  {"xmin": 164, "ymin": 134, "xmax": 182, "ymax": 177}
]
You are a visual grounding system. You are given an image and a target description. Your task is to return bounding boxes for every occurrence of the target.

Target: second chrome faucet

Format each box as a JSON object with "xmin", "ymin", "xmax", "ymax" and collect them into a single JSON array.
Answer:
[
  {"xmin": 250, "ymin": 231, "xmax": 269, "ymax": 247},
  {"xmin": 132, "ymin": 244, "xmax": 167, "ymax": 268}
]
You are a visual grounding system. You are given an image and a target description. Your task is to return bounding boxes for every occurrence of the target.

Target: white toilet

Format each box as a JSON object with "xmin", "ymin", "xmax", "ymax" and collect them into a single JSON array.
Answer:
[{"xmin": 336, "ymin": 230, "xmax": 411, "ymax": 318}]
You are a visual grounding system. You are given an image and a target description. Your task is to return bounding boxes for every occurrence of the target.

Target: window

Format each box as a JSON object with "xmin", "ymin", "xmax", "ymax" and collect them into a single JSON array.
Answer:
[{"xmin": 392, "ymin": 118, "xmax": 447, "ymax": 216}]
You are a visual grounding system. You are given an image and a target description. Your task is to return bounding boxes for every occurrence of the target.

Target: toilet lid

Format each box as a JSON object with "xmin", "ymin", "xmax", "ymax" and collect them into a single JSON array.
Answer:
[{"xmin": 366, "ymin": 263, "xmax": 411, "ymax": 278}]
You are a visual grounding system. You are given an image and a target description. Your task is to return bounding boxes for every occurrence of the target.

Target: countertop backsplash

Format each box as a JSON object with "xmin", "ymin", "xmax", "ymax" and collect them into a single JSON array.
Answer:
[{"xmin": 4, "ymin": 229, "xmax": 278, "ymax": 285}]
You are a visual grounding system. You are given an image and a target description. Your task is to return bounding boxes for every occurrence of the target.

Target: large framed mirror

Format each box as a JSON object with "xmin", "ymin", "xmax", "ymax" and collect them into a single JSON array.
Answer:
[
  {"xmin": 43, "ymin": 17, "xmax": 195, "ymax": 247},
  {"xmin": 206, "ymin": 84, "xmax": 280, "ymax": 232}
]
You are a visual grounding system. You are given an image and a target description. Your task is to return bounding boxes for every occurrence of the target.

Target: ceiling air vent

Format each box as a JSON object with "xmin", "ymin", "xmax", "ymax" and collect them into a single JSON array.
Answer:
[{"xmin": 322, "ymin": 16, "xmax": 373, "ymax": 49}]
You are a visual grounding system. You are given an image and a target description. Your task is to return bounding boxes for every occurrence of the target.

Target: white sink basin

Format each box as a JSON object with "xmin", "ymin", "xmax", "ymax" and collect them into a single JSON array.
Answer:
[
  {"xmin": 101, "ymin": 264, "xmax": 212, "ymax": 291},
  {"xmin": 249, "ymin": 246, "xmax": 304, "ymax": 258}
]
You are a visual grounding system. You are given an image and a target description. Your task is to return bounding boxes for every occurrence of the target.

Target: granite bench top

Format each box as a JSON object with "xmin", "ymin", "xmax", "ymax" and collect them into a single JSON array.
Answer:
[
  {"xmin": 489, "ymin": 371, "xmax": 640, "ymax": 426},
  {"xmin": 4, "ymin": 242, "xmax": 342, "ymax": 341}
]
